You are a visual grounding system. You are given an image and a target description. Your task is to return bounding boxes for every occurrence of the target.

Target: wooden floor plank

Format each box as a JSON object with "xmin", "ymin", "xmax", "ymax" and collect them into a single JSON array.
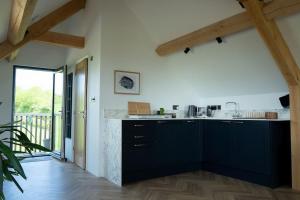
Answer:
[{"xmin": 3, "ymin": 160, "xmax": 300, "ymax": 200}]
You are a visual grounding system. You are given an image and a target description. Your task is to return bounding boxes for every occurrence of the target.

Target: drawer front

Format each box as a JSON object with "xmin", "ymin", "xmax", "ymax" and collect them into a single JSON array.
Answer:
[
  {"xmin": 122, "ymin": 120, "xmax": 156, "ymax": 142},
  {"xmin": 122, "ymin": 141, "xmax": 157, "ymax": 172}
]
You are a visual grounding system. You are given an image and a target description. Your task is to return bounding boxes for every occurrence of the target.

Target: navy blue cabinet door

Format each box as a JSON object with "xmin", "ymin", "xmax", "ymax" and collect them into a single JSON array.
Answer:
[
  {"xmin": 155, "ymin": 120, "xmax": 180, "ymax": 167},
  {"xmin": 176, "ymin": 120, "xmax": 202, "ymax": 164},
  {"xmin": 204, "ymin": 120, "xmax": 234, "ymax": 167},
  {"xmin": 231, "ymin": 121, "xmax": 271, "ymax": 174},
  {"xmin": 155, "ymin": 120, "xmax": 202, "ymax": 167}
]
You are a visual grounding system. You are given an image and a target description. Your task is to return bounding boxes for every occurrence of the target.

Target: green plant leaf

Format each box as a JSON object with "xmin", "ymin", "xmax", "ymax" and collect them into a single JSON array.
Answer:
[
  {"xmin": 2, "ymin": 161, "xmax": 23, "ymax": 193},
  {"xmin": 0, "ymin": 141, "xmax": 26, "ymax": 179},
  {"xmin": 0, "ymin": 192, "xmax": 5, "ymax": 200},
  {"xmin": 22, "ymin": 143, "xmax": 51, "ymax": 152}
]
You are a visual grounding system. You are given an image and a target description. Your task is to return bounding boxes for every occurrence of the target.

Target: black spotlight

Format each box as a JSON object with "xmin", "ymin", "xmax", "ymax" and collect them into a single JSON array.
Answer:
[
  {"xmin": 216, "ymin": 37, "xmax": 223, "ymax": 44},
  {"xmin": 184, "ymin": 47, "xmax": 191, "ymax": 54}
]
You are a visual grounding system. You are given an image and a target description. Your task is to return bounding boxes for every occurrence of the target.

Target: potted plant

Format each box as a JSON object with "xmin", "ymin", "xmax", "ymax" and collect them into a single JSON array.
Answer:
[{"xmin": 0, "ymin": 123, "xmax": 51, "ymax": 200}]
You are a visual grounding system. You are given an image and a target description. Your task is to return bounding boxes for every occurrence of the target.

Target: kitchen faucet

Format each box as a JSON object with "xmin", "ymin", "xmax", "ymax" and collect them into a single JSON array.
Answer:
[{"xmin": 225, "ymin": 101, "xmax": 242, "ymax": 118}]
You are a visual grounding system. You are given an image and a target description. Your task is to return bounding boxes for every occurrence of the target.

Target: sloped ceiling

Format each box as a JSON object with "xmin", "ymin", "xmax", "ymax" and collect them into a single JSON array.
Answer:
[
  {"xmin": 124, "ymin": 0, "xmax": 300, "ymax": 65},
  {"xmin": 0, "ymin": 0, "xmax": 11, "ymax": 42},
  {"xmin": 124, "ymin": 0, "xmax": 244, "ymax": 44}
]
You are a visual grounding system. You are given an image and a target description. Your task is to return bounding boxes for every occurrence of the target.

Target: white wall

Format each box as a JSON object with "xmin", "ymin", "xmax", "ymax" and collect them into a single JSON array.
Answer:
[
  {"xmin": 0, "ymin": 61, "xmax": 13, "ymax": 124},
  {"xmin": 99, "ymin": 0, "xmax": 295, "ymax": 111},
  {"xmin": 64, "ymin": 0, "xmax": 101, "ymax": 176},
  {"xmin": 203, "ymin": 92, "xmax": 288, "ymax": 111}
]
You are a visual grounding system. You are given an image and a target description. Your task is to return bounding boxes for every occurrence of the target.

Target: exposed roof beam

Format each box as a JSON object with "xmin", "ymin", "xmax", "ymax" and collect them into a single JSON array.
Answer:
[
  {"xmin": 26, "ymin": 0, "xmax": 86, "ymax": 40},
  {"xmin": 156, "ymin": 0, "xmax": 300, "ymax": 56},
  {"xmin": 0, "ymin": 0, "xmax": 86, "ymax": 60},
  {"xmin": 34, "ymin": 31, "xmax": 85, "ymax": 49},
  {"xmin": 240, "ymin": 0, "xmax": 300, "ymax": 190},
  {"xmin": 7, "ymin": 0, "xmax": 38, "ymax": 61}
]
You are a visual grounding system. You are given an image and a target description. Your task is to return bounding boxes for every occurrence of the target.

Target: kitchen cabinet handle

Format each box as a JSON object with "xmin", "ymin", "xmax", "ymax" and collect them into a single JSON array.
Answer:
[
  {"xmin": 233, "ymin": 121, "xmax": 244, "ymax": 124},
  {"xmin": 134, "ymin": 135, "xmax": 145, "ymax": 139},
  {"xmin": 134, "ymin": 124, "xmax": 144, "ymax": 127},
  {"xmin": 157, "ymin": 121, "xmax": 167, "ymax": 124},
  {"xmin": 133, "ymin": 144, "xmax": 146, "ymax": 147},
  {"xmin": 186, "ymin": 120, "xmax": 195, "ymax": 123},
  {"xmin": 221, "ymin": 121, "xmax": 232, "ymax": 123}
]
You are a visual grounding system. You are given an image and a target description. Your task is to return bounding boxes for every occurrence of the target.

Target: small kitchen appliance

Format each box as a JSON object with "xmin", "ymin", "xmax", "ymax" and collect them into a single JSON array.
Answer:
[{"xmin": 187, "ymin": 105, "xmax": 197, "ymax": 117}]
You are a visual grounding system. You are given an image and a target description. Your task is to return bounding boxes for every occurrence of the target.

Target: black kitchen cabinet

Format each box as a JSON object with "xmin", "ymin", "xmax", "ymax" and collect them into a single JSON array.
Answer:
[
  {"xmin": 122, "ymin": 121, "xmax": 157, "ymax": 173},
  {"xmin": 175, "ymin": 120, "xmax": 202, "ymax": 165},
  {"xmin": 231, "ymin": 121, "xmax": 271, "ymax": 174},
  {"xmin": 122, "ymin": 119, "xmax": 290, "ymax": 188},
  {"xmin": 154, "ymin": 120, "xmax": 179, "ymax": 167},
  {"xmin": 155, "ymin": 120, "xmax": 202, "ymax": 167},
  {"xmin": 203, "ymin": 120, "xmax": 233, "ymax": 168},
  {"xmin": 122, "ymin": 119, "xmax": 203, "ymax": 184},
  {"xmin": 203, "ymin": 120, "xmax": 291, "ymax": 187}
]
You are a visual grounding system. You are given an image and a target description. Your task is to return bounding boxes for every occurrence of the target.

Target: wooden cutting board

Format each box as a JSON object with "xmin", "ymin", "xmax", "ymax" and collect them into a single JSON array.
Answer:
[{"xmin": 128, "ymin": 102, "xmax": 151, "ymax": 115}]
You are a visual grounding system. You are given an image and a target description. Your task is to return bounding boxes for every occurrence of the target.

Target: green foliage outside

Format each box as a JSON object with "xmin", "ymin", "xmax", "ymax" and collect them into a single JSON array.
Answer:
[
  {"xmin": 14, "ymin": 87, "xmax": 63, "ymax": 152},
  {"xmin": 15, "ymin": 87, "xmax": 62, "ymax": 114}
]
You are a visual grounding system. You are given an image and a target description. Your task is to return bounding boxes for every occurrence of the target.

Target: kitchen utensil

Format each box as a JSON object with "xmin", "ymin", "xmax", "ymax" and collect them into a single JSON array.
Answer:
[{"xmin": 128, "ymin": 102, "xmax": 151, "ymax": 115}]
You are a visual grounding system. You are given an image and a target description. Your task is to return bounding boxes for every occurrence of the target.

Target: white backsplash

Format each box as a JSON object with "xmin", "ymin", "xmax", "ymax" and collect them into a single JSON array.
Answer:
[
  {"xmin": 104, "ymin": 109, "xmax": 186, "ymax": 119},
  {"xmin": 104, "ymin": 108, "xmax": 290, "ymax": 119}
]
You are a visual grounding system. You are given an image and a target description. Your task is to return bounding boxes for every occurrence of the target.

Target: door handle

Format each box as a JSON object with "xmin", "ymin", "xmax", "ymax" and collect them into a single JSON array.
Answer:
[{"xmin": 79, "ymin": 111, "xmax": 86, "ymax": 118}]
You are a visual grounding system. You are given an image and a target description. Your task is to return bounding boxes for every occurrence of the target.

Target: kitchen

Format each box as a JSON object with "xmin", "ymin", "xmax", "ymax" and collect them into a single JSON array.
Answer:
[
  {"xmin": 104, "ymin": 97, "xmax": 291, "ymax": 187},
  {"xmin": 1, "ymin": 0, "xmax": 300, "ymax": 199},
  {"xmin": 80, "ymin": 0, "xmax": 299, "ymax": 195}
]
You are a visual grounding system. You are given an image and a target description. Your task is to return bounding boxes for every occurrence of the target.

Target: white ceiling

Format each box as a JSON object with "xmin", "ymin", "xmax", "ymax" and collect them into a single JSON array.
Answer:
[
  {"xmin": 123, "ymin": 0, "xmax": 244, "ymax": 44},
  {"xmin": 0, "ymin": 0, "xmax": 70, "ymax": 42}
]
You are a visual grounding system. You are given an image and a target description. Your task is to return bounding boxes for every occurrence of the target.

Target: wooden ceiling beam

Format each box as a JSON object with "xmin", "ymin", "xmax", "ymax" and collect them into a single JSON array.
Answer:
[
  {"xmin": 26, "ymin": 0, "xmax": 86, "ymax": 40},
  {"xmin": 34, "ymin": 31, "xmax": 85, "ymax": 49},
  {"xmin": 241, "ymin": 0, "xmax": 300, "ymax": 191},
  {"xmin": 7, "ymin": 0, "xmax": 38, "ymax": 61},
  {"xmin": 0, "ymin": 0, "xmax": 86, "ymax": 60},
  {"xmin": 156, "ymin": 0, "xmax": 300, "ymax": 56}
]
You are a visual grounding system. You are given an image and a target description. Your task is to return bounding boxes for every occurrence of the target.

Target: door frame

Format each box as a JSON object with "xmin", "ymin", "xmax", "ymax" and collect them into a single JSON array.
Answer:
[
  {"xmin": 73, "ymin": 57, "xmax": 88, "ymax": 169},
  {"xmin": 11, "ymin": 65, "xmax": 67, "ymax": 157}
]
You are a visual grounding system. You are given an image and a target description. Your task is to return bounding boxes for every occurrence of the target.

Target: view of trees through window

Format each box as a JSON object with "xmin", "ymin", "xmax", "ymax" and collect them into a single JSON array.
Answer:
[
  {"xmin": 15, "ymin": 69, "xmax": 62, "ymax": 114},
  {"xmin": 13, "ymin": 68, "xmax": 63, "ymax": 152}
]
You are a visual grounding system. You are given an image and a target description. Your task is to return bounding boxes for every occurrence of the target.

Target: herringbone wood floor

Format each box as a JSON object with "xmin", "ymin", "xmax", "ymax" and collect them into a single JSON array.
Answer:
[{"xmin": 4, "ymin": 159, "xmax": 300, "ymax": 200}]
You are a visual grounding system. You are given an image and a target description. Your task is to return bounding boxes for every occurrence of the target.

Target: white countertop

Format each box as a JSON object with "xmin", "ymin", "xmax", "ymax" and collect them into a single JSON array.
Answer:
[{"xmin": 117, "ymin": 117, "xmax": 290, "ymax": 122}]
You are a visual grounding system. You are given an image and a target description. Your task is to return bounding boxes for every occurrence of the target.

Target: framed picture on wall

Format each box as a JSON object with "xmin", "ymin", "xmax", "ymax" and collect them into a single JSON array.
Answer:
[{"xmin": 114, "ymin": 70, "xmax": 140, "ymax": 95}]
